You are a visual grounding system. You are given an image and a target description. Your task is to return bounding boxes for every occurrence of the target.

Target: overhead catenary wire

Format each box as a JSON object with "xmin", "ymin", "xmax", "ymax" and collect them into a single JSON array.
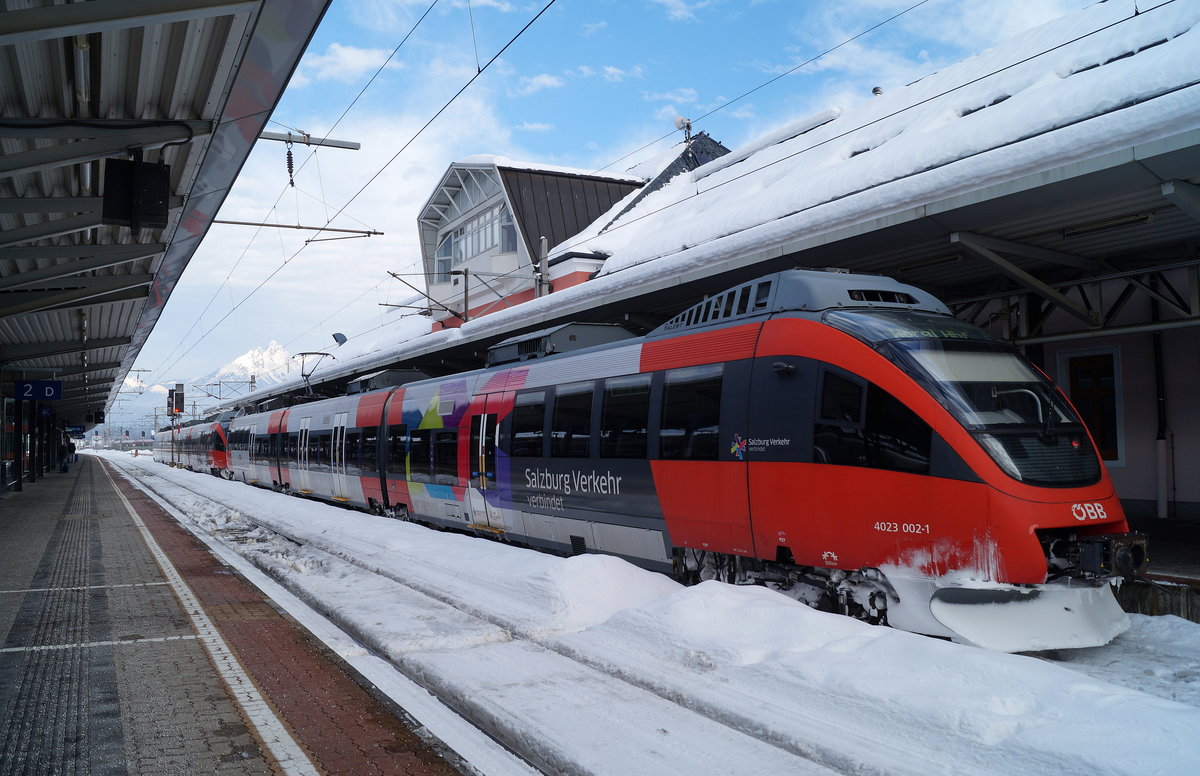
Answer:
[
  {"xmin": 149, "ymin": 0, "xmax": 559, "ymax": 385},
  {"xmin": 147, "ymin": 0, "xmax": 444, "ymax": 384},
  {"xmin": 591, "ymin": 0, "xmax": 934, "ymax": 175}
]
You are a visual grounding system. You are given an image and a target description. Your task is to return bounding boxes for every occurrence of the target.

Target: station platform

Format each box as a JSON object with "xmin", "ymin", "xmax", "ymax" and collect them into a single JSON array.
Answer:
[{"xmin": 0, "ymin": 455, "xmax": 461, "ymax": 775}]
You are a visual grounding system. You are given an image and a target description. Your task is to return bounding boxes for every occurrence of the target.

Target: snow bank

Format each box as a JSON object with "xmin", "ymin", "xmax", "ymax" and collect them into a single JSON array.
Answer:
[{"xmin": 550, "ymin": 581, "xmax": 1200, "ymax": 776}]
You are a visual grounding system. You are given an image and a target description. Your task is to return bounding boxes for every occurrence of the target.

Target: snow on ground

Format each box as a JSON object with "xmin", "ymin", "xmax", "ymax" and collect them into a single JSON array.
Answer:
[{"xmin": 100, "ymin": 452, "xmax": 1200, "ymax": 776}]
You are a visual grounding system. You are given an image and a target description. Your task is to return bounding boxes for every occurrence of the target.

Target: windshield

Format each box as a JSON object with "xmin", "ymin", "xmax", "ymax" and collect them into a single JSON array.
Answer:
[
  {"xmin": 825, "ymin": 310, "xmax": 1101, "ymax": 487},
  {"xmin": 892, "ymin": 341, "xmax": 1076, "ymax": 431}
]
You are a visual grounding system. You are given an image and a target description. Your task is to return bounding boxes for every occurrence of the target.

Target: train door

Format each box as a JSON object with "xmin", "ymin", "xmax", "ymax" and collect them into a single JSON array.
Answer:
[
  {"xmin": 270, "ymin": 408, "xmax": 291, "ymax": 490},
  {"xmin": 296, "ymin": 417, "xmax": 312, "ymax": 493},
  {"xmin": 331, "ymin": 411, "xmax": 349, "ymax": 501},
  {"xmin": 245, "ymin": 426, "xmax": 257, "ymax": 483},
  {"xmin": 467, "ymin": 395, "xmax": 504, "ymax": 530}
]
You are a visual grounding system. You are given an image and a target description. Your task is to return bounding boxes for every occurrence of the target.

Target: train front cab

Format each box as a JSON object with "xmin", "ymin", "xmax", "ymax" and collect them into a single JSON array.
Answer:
[{"xmin": 747, "ymin": 307, "xmax": 1145, "ymax": 651}]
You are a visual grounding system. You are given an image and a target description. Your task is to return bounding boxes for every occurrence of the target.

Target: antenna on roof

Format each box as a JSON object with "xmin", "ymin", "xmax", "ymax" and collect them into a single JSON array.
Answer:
[{"xmin": 674, "ymin": 115, "xmax": 693, "ymax": 142}]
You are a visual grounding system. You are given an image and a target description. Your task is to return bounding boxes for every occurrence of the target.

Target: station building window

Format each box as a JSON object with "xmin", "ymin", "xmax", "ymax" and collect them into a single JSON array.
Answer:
[
  {"xmin": 434, "ymin": 204, "xmax": 518, "ymax": 282},
  {"xmin": 1062, "ymin": 349, "xmax": 1122, "ymax": 462}
]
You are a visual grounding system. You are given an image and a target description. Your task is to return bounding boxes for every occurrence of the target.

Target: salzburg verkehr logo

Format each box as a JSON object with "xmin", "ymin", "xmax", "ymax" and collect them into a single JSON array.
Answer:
[{"xmin": 730, "ymin": 434, "xmax": 747, "ymax": 460}]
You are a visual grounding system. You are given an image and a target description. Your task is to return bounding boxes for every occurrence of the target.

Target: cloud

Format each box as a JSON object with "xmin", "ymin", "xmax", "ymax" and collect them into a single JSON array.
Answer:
[
  {"xmin": 582, "ymin": 21, "xmax": 607, "ymax": 37},
  {"xmin": 516, "ymin": 122, "xmax": 555, "ymax": 132},
  {"xmin": 293, "ymin": 43, "xmax": 403, "ymax": 86},
  {"xmin": 514, "ymin": 73, "xmax": 565, "ymax": 96},
  {"xmin": 643, "ymin": 87, "xmax": 699, "ymax": 104},
  {"xmin": 649, "ymin": 0, "xmax": 720, "ymax": 22},
  {"xmin": 564, "ymin": 65, "xmax": 645, "ymax": 83},
  {"xmin": 601, "ymin": 65, "xmax": 645, "ymax": 82}
]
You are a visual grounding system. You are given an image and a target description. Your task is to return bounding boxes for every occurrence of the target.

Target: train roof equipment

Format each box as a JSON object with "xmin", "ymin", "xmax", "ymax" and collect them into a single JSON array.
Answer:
[
  {"xmin": 346, "ymin": 369, "xmax": 434, "ymax": 394},
  {"xmin": 649, "ymin": 268, "xmax": 952, "ymax": 338},
  {"xmin": 487, "ymin": 322, "xmax": 636, "ymax": 367}
]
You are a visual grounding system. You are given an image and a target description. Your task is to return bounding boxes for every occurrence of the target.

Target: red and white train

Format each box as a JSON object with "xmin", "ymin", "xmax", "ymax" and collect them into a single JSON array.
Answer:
[
  {"xmin": 153, "ymin": 419, "xmax": 230, "ymax": 477},
  {"xmin": 157, "ymin": 269, "xmax": 1147, "ymax": 651}
]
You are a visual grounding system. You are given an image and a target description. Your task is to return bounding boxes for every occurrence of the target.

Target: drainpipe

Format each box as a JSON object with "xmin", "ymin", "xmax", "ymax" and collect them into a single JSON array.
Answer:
[{"xmin": 1151, "ymin": 287, "xmax": 1169, "ymax": 519}]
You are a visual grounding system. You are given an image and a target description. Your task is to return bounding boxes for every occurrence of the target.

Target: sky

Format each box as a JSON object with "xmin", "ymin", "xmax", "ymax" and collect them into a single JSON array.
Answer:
[{"xmin": 115, "ymin": 0, "xmax": 1099, "ymax": 428}]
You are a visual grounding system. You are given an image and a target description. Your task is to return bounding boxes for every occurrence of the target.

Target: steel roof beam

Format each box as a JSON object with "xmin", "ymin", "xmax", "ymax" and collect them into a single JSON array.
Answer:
[
  {"xmin": 9, "ymin": 362, "xmax": 123, "ymax": 379},
  {"xmin": 63, "ymin": 381, "xmax": 116, "ymax": 395},
  {"xmin": 0, "ymin": 255, "xmax": 162, "ymax": 291},
  {"xmin": 0, "ymin": 214, "xmax": 103, "ymax": 248},
  {"xmin": 1162, "ymin": 180, "xmax": 1200, "ymax": 224},
  {"xmin": 1, "ymin": 337, "xmax": 133, "ymax": 363},
  {"xmin": 0, "ymin": 197, "xmax": 100, "ymax": 214},
  {"xmin": 0, "ymin": 119, "xmax": 212, "ymax": 141},
  {"xmin": 4, "ymin": 274, "xmax": 156, "ymax": 292},
  {"xmin": 952, "ymin": 231, "xmax": 1100, "ymax": 272},
  {"xmin": 0, "ymin": 243, "xmax": 165, "ymax": 262},
  {"xmin": 0, "ymin": 195, "xmax": 182, "ymax": 215},
  {"xmin": 0, "ymin": 279, "xmax": 152, "ymax": 318},
  {"xmin": 0, "ymin": 0, "xmax": 258, "ymax": 47},
  {"xmin": 0, "ymin": 130, "xmax": 201, "ymax": 179},
  {"xmin": 951, "ymin": 232, "xmax": 1099, "ymax": 326}
]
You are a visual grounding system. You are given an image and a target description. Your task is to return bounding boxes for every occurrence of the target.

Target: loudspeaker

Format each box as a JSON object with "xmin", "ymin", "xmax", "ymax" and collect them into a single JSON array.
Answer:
[{"xmin": 102, "ymin": 158, "xmax": 170, "ymax": 233}]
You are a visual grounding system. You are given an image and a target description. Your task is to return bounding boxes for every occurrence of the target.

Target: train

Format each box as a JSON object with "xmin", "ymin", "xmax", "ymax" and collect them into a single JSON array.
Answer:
[
  {"xmin": 155, "ymin": 269, "xmax": 1148, "ymax": 652},
  {"xmin": 153, "ymin": 419, "xmax": 229, "ymax": 476}
]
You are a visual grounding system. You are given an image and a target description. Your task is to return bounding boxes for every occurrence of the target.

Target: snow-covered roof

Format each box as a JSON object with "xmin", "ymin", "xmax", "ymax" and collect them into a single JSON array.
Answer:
[{"xmin": 552, "ymin": 0, "xmax": 1200, "ymax": 278}]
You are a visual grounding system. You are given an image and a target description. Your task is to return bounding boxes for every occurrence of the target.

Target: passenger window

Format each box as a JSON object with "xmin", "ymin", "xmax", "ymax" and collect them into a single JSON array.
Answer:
[
  {"xmin": 819, "ymin": 371, "xmax": 864, "ymax": 424},
  {"xmin": 408, "ymin": 429, "xmax": 431, "ymax": 482},
  {"xmin": 432, "ymin": 430, "xmax": 458, "ymax": 484},
  {"xmin": 551, "ymin": 381, "xmax": 594, "ymax": 458},
  {"xmin": 814, "ymin": 369, "xmax": 931, "ymax": 474},
  {"xmin": 510, "ymin": 391, "xmax": 546, "ymax": 457},
  {"xmin": 660, "ymin": 364, "xmax": 723, "ymax": 460},
  {"xmin": 864, "ymin": 387, "xmax": 931, "ymax": 474},
  {"xmin": 600, "ymin": 374, "xmax": 650, "ymax": 458},
  {"xmin": 362, "ymin": 427, "xmax": 379, "ymax": 473},
  {"xmin": 387, "ymin": 424, "xmax": 408, "ymax": 473},
  {"xmin": 346, "ymin": 431, "xmax": 361, "ymax": 473}
]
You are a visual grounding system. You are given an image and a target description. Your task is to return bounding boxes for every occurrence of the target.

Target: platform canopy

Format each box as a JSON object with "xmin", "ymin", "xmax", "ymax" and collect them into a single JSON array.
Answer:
[{"xmin": 0, "ymin": 0, "xmax": 331, "ymax": 429}]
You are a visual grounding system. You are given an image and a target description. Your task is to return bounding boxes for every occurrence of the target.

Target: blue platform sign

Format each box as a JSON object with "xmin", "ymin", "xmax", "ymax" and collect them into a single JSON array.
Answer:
[{"xmin": 15, "ymin": 380, "xmax": 62, "ymax": 400}]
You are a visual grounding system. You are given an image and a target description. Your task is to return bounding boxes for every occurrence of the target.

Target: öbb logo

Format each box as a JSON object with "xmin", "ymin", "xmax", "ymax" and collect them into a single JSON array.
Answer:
[{"xmin": 1071, "ymin": 502, "xmax": 1108, "ymax": 521}]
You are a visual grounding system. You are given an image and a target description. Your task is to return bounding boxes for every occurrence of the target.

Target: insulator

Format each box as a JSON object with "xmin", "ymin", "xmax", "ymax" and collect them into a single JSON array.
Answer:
[{"xmin": 286, "ymin": 142, "xmax": 295, "ymax": 187}]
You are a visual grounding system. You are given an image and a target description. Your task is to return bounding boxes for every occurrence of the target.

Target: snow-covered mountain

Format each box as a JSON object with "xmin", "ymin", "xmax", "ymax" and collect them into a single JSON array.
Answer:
[
  {"xmin": 202, "ymin": 340, "xmax": 294, "ymax": 391},
  {"xmin": 104, "ymin": 342, "xmax": 294, "ymax": 437}
]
